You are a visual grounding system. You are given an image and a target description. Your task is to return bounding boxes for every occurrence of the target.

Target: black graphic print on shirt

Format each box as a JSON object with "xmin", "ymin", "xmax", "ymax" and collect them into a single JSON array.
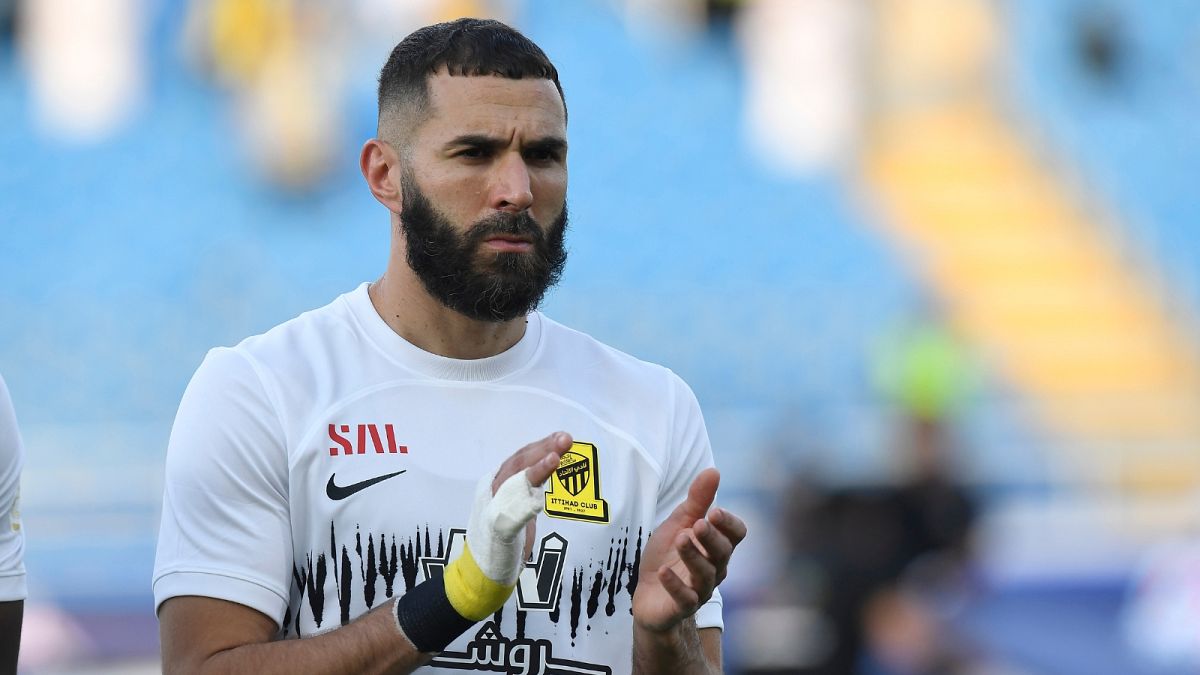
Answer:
[{"xmin": 285, "ymin": 521, "xmax": 645, "ymax": 652}]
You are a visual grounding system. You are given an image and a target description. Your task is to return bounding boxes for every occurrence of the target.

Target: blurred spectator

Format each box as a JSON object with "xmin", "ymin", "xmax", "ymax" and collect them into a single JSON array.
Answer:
[
  {"xmin": 0, "ymin": 0, "xmax": 18, "ymax": 46},
  {"xmin": 857, "ymin": 416, "xmax": 978, "ymax": 675},
  {"xmin": 202, "ymin": 0, "xmax": 293, "ymax": 88},
  {"xmin": 183, "ymin": 0, "xmax": 344, "ymax": 190},
  {"xmin": 873, "ymin": 315, "xmax": 976, "ymax": 424},
  {"xmin": 20, "ymin": 0, "xmax": 145, "ymax": 141},
  {"xmin": 737, "ymin": 0, "xmax": 863, "ymax": 174},
  {"xmin": 702, "ymin": 0, "xmax": 745, "ymax": 31},
  {"xmin": 773, "ymin": 424, "xmax": 978, "ymax": 674},
  {"xmin": 1074, "ymin": 4, "xmax": 1126, "ymax": 88},
  {"xmin": 754, "ymin": 315, "xmax": 981, "ymax": 675},
  {"xmin": 0, "ymin": 375, "xmax": 26, "ymax": 672},
  {"xmin": 180, "ymin": 0, "xmax": 510, "ymax": 192}
]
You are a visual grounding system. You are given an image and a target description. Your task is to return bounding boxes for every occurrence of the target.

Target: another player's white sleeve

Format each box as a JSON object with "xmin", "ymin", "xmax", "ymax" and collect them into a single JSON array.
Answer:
[
  {"xmin": 655, "ymin": 372, "xmax": 722, "ymax": 631},
  {"xmin": 153, "ymin": 348, "xmax": 292, "ymax": 626},
  {"xmin": 0, "ymin": 376, "xmax": 27, "ymax": 602}
]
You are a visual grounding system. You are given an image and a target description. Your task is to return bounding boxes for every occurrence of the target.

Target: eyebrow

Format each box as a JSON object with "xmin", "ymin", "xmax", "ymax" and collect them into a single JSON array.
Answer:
[
  {"xmin": 444, "ymin": 134, "xmax": 568, "ymax": 154},
  {"xmin": 525, "ymin": 137, "xmax": 568, "ymax": 156}
]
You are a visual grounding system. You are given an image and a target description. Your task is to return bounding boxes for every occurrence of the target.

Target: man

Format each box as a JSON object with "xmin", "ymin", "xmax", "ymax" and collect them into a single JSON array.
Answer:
[
  {"xmin": 0, "ymin": 374, "xmax": 26, "ymax": 671},
  {"xmin": 155, "ymin": 18, "xmax": 745, "ymax": 674}
]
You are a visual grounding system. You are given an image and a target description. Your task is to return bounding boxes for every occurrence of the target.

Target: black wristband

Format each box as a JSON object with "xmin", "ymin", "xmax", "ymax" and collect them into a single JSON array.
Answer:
[{"xmin": 393, "ymin": 576, "xmax": 478, "ymax": 653}]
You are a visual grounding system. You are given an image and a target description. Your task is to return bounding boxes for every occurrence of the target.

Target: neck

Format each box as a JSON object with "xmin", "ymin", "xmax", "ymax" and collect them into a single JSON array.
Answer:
[{"xmin": 369, "ymin": 258, "xmax": 528, "ymax": 361}]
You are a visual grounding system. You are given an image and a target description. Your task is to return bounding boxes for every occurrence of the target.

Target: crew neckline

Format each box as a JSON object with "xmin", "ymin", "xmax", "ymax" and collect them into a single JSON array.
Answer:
[{"xmin": 343, "ymin": 282, "xmax": 543, "ymax": 382}]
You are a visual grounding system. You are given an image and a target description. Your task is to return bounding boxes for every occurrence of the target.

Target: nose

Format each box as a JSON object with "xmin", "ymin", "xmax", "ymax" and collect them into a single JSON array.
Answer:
[{"xmin": 490, "ymin": 152, "xmax": 534, "ymax": 213}]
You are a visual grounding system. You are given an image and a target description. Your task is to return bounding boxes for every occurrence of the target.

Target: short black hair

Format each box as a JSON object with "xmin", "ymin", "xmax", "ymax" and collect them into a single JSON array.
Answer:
[{"xmin": 377, "ymin": 18, "xmax": 566, "ymax": 137}]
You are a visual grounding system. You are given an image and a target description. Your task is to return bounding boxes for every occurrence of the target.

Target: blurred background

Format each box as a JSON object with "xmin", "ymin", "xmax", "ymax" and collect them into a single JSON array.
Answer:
[{"xmin": 1, "ymin": 0, "xmax": 1198, "ymax": 672}]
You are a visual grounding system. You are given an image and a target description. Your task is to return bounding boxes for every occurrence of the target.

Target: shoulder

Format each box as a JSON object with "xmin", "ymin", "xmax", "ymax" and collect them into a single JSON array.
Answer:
[
  {"xmin": 0, "ymin": 375, "xmax": 13, "ymax": 422},
  {"xmin": 230, "ymin": 286, "xmax": 363, "ymax": 375},
  {"xmin": 536, "ymin": 314, "xmax": 688, "ymax": 395},
  {"xmin": 194, "ymin": 285, "xmax": 369, "ymax": 409},
  {"xmin": 533, "ymin": 314, "xmax": 701, "ymax": 437},
  {"xmin": 0, "ymin": 375, "xmax": 22, "ymax": 469},
  {"xmin": 179, "ymin": 287, "xmax": 366, "ymax": 444}
]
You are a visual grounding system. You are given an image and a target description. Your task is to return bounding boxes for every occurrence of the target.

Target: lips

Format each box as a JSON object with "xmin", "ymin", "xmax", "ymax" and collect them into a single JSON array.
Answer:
[{"xmin": 483, "ymin": 235, "xmax": 534, "ymax": 252}]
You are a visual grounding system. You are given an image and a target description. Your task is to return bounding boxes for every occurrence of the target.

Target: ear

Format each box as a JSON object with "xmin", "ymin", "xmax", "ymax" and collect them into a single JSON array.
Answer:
[{"xmin": 360, "ymin": 138, "xmax": 403, "ymax": 213}]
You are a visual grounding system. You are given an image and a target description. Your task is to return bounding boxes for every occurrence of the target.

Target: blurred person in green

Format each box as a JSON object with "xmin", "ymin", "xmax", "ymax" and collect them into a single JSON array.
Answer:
[
  {"xmin": 861, "ymin": 314, "xmax": 979, "ymax": 675},
  {"xmin": 768, "ymin": 314, "xmax": 980, "ymax": 675},
  {"xmin": 873, "ymin": 315, "xmax": 976, "ymax": 425}
]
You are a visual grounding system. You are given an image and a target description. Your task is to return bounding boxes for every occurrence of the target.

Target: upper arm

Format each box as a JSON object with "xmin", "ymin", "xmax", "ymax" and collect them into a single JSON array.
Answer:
[
  {"xmin": 159, "ymin": 596, "xmax": 278, "ymax": 674},
  {"xmin": 700, "ymin": 628, "xmax": 722, "ymax": 673},
  {"xmin": 153, "ymin": 349, "xmax": 293, "ymax": 626},
  {"xmin": 654, "ymin": 372, "xmax": 715, "ymax": 526},
  {"xmin": 0, "ymin": 377, "xmax": 27, "ymax": 606}
]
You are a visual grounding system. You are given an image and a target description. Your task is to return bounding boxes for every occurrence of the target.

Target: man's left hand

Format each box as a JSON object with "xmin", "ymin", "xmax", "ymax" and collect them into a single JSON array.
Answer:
[{"xmin": 632, "ymin": 468, "xmax": 747, "ymax": 633}]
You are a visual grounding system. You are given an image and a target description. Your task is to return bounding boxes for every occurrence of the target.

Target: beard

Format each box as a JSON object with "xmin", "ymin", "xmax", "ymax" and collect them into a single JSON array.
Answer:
[{"xmin": 399, "ymin": 172, "xmax": 568, "ymax": 323}]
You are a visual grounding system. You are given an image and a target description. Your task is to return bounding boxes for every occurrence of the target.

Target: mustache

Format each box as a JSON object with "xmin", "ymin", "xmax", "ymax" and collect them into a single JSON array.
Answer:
[{"xmin": 465, "ymin": 211, "xmax": 547, "ymax": 245}]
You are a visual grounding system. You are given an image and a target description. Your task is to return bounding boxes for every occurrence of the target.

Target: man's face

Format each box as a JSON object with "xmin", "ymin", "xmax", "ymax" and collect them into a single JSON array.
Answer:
[
  {"xmin": 397, "ymin": 73, "xmax": 569, "ymax": 322},
  {"xmin": 399, "ymin": 170, "xmax": 567, "ymax": 322}
]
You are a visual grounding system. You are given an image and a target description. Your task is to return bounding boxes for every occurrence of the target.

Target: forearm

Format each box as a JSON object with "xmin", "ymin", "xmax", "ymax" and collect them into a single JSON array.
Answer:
[
  {"xmin": 632, "ymin": 618, "xmax": 718, "ymax": 675},
  {"xmin": 171, "ymin": 599, "xmax": 430, "ymax": 675},
  {"xmin": 164, "ymin": 441, "xmax": 566, "ymax": 675},
  {"xmin": 0, "ymin": 599, "xmax": 22, "ymax": 673}
]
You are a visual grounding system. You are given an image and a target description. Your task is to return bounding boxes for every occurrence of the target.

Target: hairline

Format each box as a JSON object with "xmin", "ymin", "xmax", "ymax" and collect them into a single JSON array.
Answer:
[{"xmin": 377, "ymin": 70, "xmax": 567, "ymax": 150}]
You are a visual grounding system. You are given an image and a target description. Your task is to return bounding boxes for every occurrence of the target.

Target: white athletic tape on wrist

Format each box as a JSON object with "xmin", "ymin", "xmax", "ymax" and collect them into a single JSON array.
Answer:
[{"xmin": 393, "ymin": 469, "xmax": 545, "ymax": 650}]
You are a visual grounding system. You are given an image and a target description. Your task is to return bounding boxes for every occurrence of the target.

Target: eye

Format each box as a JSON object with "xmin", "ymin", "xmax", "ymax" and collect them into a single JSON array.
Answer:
[
  {"xmin": 458, "ymin": 146, "xmax": 491, "ymax": 160},
  {"xmin": 525, "ymin": 148, "xmax": 562, "ymax": 165}
]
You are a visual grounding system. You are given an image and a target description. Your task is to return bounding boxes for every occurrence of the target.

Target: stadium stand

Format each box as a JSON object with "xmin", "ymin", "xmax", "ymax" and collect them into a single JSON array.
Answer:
[{"xmin": 0, "ymin": 0, "xmax": 918, "ymax": 625}]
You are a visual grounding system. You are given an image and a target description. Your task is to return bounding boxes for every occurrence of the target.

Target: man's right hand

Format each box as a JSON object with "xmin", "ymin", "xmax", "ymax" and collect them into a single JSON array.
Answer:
[{"xmin": 489, "ymin": 432, "xmax": 573, "ymax": 558}]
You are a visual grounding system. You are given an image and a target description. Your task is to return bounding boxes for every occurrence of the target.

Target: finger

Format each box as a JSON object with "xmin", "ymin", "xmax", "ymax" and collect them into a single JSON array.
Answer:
[
  {"xmin": 523, "ymin": 432, "xmax": 572, "ymax": 487},
  {"xmin": 658, "ymin": 565, "xmax": 700, "ymax": 614},
  {"xmin": 693, "ymin": 518, "xmax": 730, "ymax": 565},
  {"xmin": 686, "ymin": 522, "xmax": 710, "ymax": 558},
  {"xmin": 493, "ymin": 432, "xmax": 572, "ymax": 493},
  {"xmin": 708, "ymin": 507, "xmax": 748, "ymax": 547},
  {"xmin": 661, "ymin": 468, "xmax": 720, "ymax": 530},
  {"xmin": 692, "ymin": 519, "xmax": 733, "ymax": 586},
  {"xmin": 675, "ymin": 532, "xmax": 716, "ymax": 602}
]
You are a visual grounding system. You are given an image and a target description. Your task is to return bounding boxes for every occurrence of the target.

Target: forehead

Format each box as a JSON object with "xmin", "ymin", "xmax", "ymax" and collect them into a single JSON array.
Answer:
[{"xmin": 418, "ymin": 72, "xmax": 566, "ymax": 142}]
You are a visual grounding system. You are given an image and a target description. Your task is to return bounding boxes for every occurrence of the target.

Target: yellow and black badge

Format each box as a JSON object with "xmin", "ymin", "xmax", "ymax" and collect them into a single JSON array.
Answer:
[{"xmin": 544, "ymin": 441, "xmax": 610, "ymax": 524}]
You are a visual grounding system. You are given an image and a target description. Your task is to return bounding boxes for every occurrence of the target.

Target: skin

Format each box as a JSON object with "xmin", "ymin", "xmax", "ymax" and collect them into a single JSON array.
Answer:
[
  {"xmin": 367, "ymin": 72, "xmax": 569, "ymax": 360},
  {"xmin": 0, "ymin": 600, "xmax": 21, "ymax": 672},
  {"xmin": 159, "ymin": 71, "xmax": 747, "ymax": 674}
]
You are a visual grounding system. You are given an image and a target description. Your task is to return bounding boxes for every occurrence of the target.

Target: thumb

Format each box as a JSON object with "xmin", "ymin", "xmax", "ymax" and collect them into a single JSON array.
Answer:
[{"xmin": 661, "ymin": 468, "xmax": 720, "ymax": 529}]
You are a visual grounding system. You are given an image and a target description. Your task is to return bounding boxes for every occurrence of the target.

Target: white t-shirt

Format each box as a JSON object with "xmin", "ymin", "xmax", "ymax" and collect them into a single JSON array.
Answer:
[
  {"xmin": 154, "ymin": 283, "xmax": 721, "ymax": 674},
  {"xmin": 0, "ymin": 376, "xmax": 27, "ymax": 602}
]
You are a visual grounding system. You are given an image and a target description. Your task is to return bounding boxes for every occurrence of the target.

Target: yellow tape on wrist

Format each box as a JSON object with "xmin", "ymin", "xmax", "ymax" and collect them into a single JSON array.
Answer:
[{"xmin": 443, "ymin": 541, "xmax": 516, "ymax": 621}]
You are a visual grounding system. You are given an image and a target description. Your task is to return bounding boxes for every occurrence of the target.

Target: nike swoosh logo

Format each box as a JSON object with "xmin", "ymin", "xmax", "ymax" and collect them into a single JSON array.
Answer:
[{"xmin": 326, "ymin": 470, "xmax": 406, "ymax": 501}]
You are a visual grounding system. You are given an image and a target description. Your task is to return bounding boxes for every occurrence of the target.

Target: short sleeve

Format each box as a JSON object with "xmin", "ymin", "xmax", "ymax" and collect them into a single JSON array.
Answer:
[
  {"xmin": 0, "ymin": 376, "xmax": 26, "ymax": 601},
  {"xmin": 655, "ymin": 372, "xmax": 723, "ymax": 631},
  {"xmin": 152, "ymin": 348, "xmax": 292, "ymax": 626}
]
